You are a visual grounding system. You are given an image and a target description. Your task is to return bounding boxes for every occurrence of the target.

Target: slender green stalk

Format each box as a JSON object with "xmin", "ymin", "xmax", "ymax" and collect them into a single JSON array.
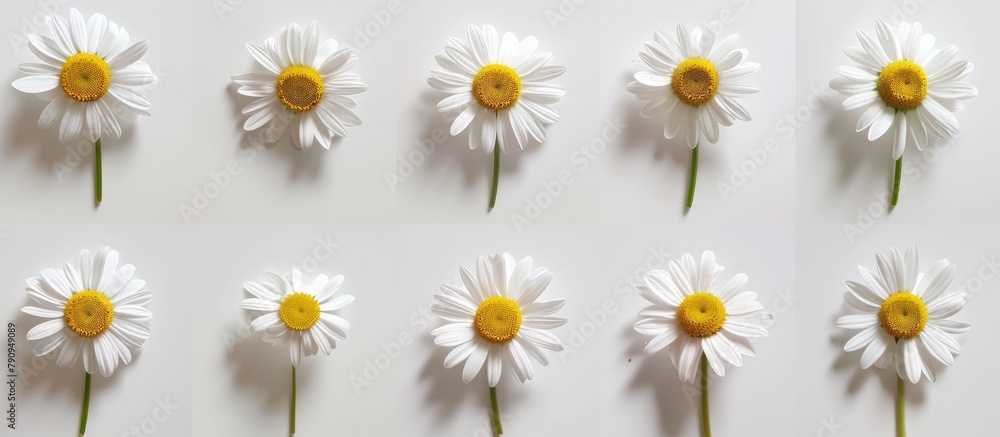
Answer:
[
  {"xmin": 79, "ymin": 372, "xmax": 91, "ymax": 437},
  {"xmin": 686, "ymin": 145, "xmax": 699, "ymax": 209},
  {"xmin": 891, "ymin": 157, "xmax": 902, "ymax": 206},
  {"xmin": 490, "ymin": 385, "xmax": 503, "ymax": 435},
  {"xmin": 94, "ymin": 138, "xmax": 102, "ymax": 205},
  {"xmin": 489, "ymin": 141, "xmax": 500, "ymax": 211},
  {"xmin": 896, "ymin": 376, "xmax": 905, "ymax": 437},
  {"xmin": 291, "ymin": 366, "xmax": 296, "ymax": 436},
  {"xmin": 700, "ymin": 354, "xmax": 711, "ymax": 437}
]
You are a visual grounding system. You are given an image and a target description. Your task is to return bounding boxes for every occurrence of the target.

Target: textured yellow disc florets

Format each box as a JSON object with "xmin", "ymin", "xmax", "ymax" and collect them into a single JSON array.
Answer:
[
  {"xmin": 276, "ymin": 65, "xmax": 325, "ymax": 112},
  {"xmin": 878, "ymin": 292, "xmax": 928, "ymax": 339},
  {"xmin": 472, "ymin": 64, "xmax": 522, "ymax": 111},
  {"xmin": 278, "ymin": 292, "xmax": 321, "ymax": 331},
  {"xmin": 64, "ymin": 291, "xmax": 114, "ymax": 338},
  {"xmin": 671, "ymin": 58, "xmax": 719, "ymax": 106},
  {"xmin": 474, "ymin": 296, "xmax": 522, "ymax": 343},
  {"xmin": 676, "ymin": 292, "xmax": 727, "ymax": 338},
  {"xmin": 877, "ymin": 60, "xmax": 928, "ymax": 112},
  {"xmin": 60, "ymin": 53, "xmax": 111, "ymax": 102}
]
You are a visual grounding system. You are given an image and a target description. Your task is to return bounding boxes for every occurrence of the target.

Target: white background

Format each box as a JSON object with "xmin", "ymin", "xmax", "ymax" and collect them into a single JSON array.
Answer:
[
  {"xmin": 0, "ymin": 226, "xmax": 192, "ymax": 436},
  {"xmin": 797, "ymin": 0, "xmax": 1000, "ymax": 223},
  {"xmin": 796, "ymin": 224, "xmax": 999, "ymax": 436}
]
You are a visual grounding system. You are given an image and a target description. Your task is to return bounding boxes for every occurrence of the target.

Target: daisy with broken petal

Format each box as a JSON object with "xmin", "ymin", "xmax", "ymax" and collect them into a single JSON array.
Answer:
[
  {"xmin": 627, "ymin": 24, "xmax": 759, "ymax": 208},
  {"xmin": 241, "ymin": 268, "xmax": 353, "ymax": 434},
  {"xmin": 233, "ymin": 21, "xmax": 367, "ymax": 151},
  {"xmin": 835, "ymin": 245, "xmax": 970, "ymax": 437},
  {"xmin": 430, "ymin": 253, "xmax": 566, "ymax": 435},
  {"xmin": 634, "ymin": 250, "xmax": 769, "ymax": 436},
  {"xmin": 11, "ymin": 8, "xmax": 157, "ymax": 204},
  {"xmin": 21, "ymin": 247, "xmax": 152, "ymax": 436},
  {"xmin": 831, "ymin": 20, "xmax": 976, "ymax": 206},
  {"xmin": 428, "ymin": 25, "xmax": 566, "ymax": 210}
]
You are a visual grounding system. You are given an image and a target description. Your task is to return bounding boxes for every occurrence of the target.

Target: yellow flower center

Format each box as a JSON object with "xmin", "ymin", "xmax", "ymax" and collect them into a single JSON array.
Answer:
[
  {"xmin": 878, "ymin": 292, "xmax": 928, "ymax": 339},
  {"xmin": 63, "ymin": 291, "xmax": 114, "ymax": 338},
  {"xmin": 60, "ymin": 53, "xmax": 111, "ymax": 102},
  {"xmin": 877, "ymin": 60, "xmax": 928, "ymax": 112},
  {"xmin": 671, "ymin": 58, "xmax": 719, "ymax": 106},
  {"xmin": 276, "ymin": 65, "xmax": 325, "ymax": 112},
  {"xmin": 278, "ymin": 292, "xmax": 321, "ymax": 331},
  {"xmin": 676, "ymin": 292, "xmax": 727, "ymax": 337},
  {"xmin": 472, "ymin": 64, "xmax": 522, "ymax": 111},
  {"xmin": 474, "ymin": 296, "xmax": 522, "ymax": 343}
]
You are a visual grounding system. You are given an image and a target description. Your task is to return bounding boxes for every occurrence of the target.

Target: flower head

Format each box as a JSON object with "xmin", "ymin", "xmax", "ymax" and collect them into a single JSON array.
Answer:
[
  {"xmin": 627, "ymin": 24, "xmax": 759, "ymax": 148},
  {"xmin": 831, "ymin": 20, "xmax": 977, "ymax": 159},
  {"xmin": 428, "ymin": 25, "xmax": 566, "ymax": 154},
  {"xmin": 836, "ymin": 245, "xmax": 970, "ymax": 383},
  {"xmin": 11, "ymin": 8, "xmax": 157, "ymax": 142},
  {"xmin": 430, "ymin": 253, "xmax": 566, "ymax": 386},
  {"xmin": 21, "ymin": 247, "xmax": 153, "ymax": 377},
  {"xmin": 242, "ymin": 268, "xmax": 354, "ymax": 367},
  {"xmin": 233, "ymin": 22, "xmax": 367, "ymax": 150},
  {"xmin": 634, "ymin": 251, "xmax": 769, "ymax": 383}
]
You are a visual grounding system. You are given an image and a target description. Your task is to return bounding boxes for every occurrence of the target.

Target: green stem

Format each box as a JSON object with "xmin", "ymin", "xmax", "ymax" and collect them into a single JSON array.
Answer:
[
  {"xmin": 700, "ymin": 354, "xmax": 711, "ymax": 437},
  {"xmin": 896, "ymin": 376, "xmax": 905, "ymax": 437},
  {"xmin": 95, "ymin": 138, "xmax": 102, "ymax": 205},
  {"xmin": 891, "ymin": 157, "xmax": 902, "ymax": 206},
  {"xmin": 291, "ymin": 366, "xmax": 296, "ymax": 436},
  {"xmin": 686, "ymin": 145, "xmax": 699, "ymax": 209},
  {"xmin": 490, "ymin": 385, "xmax": 503, "ymax": 435},
  {"xmin": 489, "ymin": 141, "xmax": 500, "ymax": 211},
  {"xmin": 79, "ymin": 372, "xmax": 91, "ymax": 437}
]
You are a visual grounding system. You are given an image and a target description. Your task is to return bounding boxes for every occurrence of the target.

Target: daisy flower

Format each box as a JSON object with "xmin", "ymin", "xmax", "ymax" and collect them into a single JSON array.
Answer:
[
  {"xmin": 627, "ymin": 24, "xmax": 759, "ymax": 208},
  {"xmin": 831, "ymin": 20, "xmax": 976, "ymax": 206},
  {"xmin": 430, "ymin": 253, "xmax": 566, "ymax": 435},
  {"xmin": 428, "ymin": 25, "xmax": 566, "ymax": 210},
  {"xmin": 634, "ymin": 250, "xmax": 768, "ymax": 436},
  {"xmin": 241, "ymin": 268, "xmax": 354, "ymax": 434},
  {"xmin": 21, "ymin": 246, "xmax": 152, "ymax": 436},
  {"xmin": 233, "ymin": 21, "xmax": 367, "ymax": 151},
  {"xmin": 11, "ymin": 8, "xmax": 157, "ymax": 204}
]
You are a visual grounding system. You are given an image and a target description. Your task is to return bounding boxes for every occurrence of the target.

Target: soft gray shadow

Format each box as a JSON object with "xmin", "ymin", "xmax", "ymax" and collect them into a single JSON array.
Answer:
[
  {"xmin": 616, "ymin": 70, "xmax": 720, "ymax": 215},
  {"xmin": 225, "ymin": 319, "xmax": 305, "ymax": 419},
  {"xmin": 829, "ymin": 305, "xmax": 926, "ymax": 406},
  {"xmin": 417, "ymin": 331, "xmax": 526, "ymax": 436},
  {"xmin": 228, "ymin": 77, "xmax": 339, "ymax": 182},
  {"xmin": 411, "ymin": 89, "xmax": 541, "ymax": 212},
  {"xmin": 823, "ymin": 97, "xmax": 893, "ymax": 196},
  {"xmin": 625, "ymin": 323, "xmax": 690, "ymax": 436}
]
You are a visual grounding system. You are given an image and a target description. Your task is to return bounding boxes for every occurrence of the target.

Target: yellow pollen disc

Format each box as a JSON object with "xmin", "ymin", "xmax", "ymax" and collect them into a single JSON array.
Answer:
[
  {"xmin": 278, "ymin": 292, "xmax": 321, "ymax": 331},
  {"xmin": 676, "ymin": 292, "xmax": 727, "ymax": 338},
  {"xmin": 60, "ymin": 53, "xmax": 111, "ymax": 102},
  {"xmin": 474, "ymin": 296, "xmax": 522, "ymax": 343},
  {"xmin": 877, "ymin": 60, "xmax": 928, "ymax": 112},
  {"xmin": 472, "ymin": 64, "xmax": 522, "ymax": 111},
  {"xmin": 63, "ymin": 291, "xmax": 114, "ymax": 338},
  {"xmin": 878, "ymin": 292, "xmax": 928, "ymax": 339},
  {"xmin": 276, "ymin": 65, "xmax": 325, "ymax": 112},
  {"xmin": 671, "ymin": 58, "xmax": 719, "ymax": 106}
]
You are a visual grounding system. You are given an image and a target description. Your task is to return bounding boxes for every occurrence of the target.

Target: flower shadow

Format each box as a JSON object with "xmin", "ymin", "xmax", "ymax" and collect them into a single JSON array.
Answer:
[
  {"xmin": 822, "ymin": 96, "xmax": 894, "ymax": 198},
  {"xmin": 224, "ymin": 320, "xmax": 301, "ymax": 416},
  {"xmin": 417, "ymin": 331, "xmax": 527, "ymax": 435},
  {"xmin": 624, "ymin": 323, "xmax": 691, "ymax": 436}
]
